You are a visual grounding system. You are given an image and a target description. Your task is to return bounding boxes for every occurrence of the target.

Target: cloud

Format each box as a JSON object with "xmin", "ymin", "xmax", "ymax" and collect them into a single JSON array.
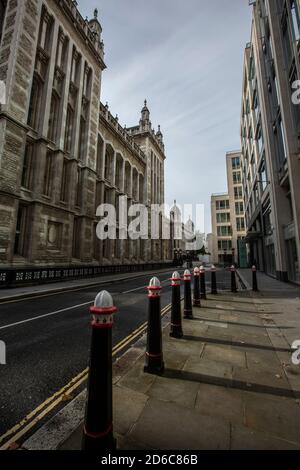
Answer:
[{"xmin": 78, "ymin": 0, "xmax": 251, "ymax": 232}]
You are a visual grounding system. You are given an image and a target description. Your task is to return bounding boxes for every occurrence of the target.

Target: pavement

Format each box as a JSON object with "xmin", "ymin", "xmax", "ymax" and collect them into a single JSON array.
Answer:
[{"xmin": 20, "ymin": 271, "xmax": 300, "ymax": 450}]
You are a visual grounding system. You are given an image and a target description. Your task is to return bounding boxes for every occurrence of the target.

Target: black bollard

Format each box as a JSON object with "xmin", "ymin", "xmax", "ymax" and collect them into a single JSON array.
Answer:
[
  {"xmin": 211, "ymin": 265, "xmax": 218, "ymax": 295},
  {"xmin": 252, "ymin": 265, "xmax": 258, "ymax": 292},
  {"xmin": 170, "ymin": 271, "xmax": 183, "ymax": 339},
  {"xmin": 200, "ymin": 266, "xmax": 207, "ymax": 300},
  {"xmin": 82, "ymin": 291, "xmax": 117, "ymax": 451},
  {"xmin": 183, "ymin": 269, "xmax": 193, "ymax": 319},
  {"xmin": 231, "ymin": 265, "xmax": 237, "ymax": 293},
  {"xmin": 193, "ymin": 267, "xmax": 201, "ymax": 307},
  {"xmin": 144, "ymin": 277, "xmax": 164, "ymax": 374}
]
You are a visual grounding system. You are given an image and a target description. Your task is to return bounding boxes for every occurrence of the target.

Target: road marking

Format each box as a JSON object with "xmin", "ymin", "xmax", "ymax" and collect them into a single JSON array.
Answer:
[
  {"xmin": 0, "ymin": 270, "xmax": 175, "ymax": 306},
  {"xmin": 0, "ymin": 303, "xmax": 171, "ymax": 449},
  {"xmin": 0, "ymin": 301, "xmax": 93, "ymax": 331},
  {"xmin": 121, "ymin": 278, "xmax": 170, "ymax": 294},
  {"xmin": 0, "ymin": 277, "xmax": 173, "ymax": 330}
]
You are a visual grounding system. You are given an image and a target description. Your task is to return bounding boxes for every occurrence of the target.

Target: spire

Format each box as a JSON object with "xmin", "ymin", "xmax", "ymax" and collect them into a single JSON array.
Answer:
[
  {"xmin": 89, "ymin": 7, "xmax": 102, "ymax": 38},
  {"xmin": 156, "ymin": 124, "xmax": 163, "ymax": 143},
  {"xmin": 141, "ymin": 99, "xmax": 150, "ymax": 119},
  {"xmin": 140, "ymin": 99, "xmax": 151, "ymax": 131}
]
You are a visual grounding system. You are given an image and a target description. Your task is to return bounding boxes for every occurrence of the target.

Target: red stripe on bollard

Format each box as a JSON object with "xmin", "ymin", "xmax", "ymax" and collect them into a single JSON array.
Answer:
[
  {"xmin": 183, "ymin": 269, "xmax": 193, "ymax": 319},
  {"xmin": 82, "ymin": 291, "xmax": 117, "ymax": 450},
  {"xmin": 170, "ymin": 271, "xmax": 184, "ymax": 338},
  {"xmin": 193, "ymin": 267, "xmax": 201, "ymax": 307},
  {"xmin": 144, "ymin": 277, "xmax": 164, "ymax": 374}
]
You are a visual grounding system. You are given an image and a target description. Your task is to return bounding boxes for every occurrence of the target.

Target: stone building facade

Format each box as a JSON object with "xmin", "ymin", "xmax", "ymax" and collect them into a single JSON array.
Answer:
[
  {"xmin": 211, "ymin": 193, "xmax": 232, "ymax": 265},
  {"xmin": 226, "ymin": 151, "xmax": 247, "ymax": 267},
  {"xmin": 210, "ymin": 152, "xmax": 246, "ymax": 266},
  {"xmin": 0, "ymin": 1, "xmax": 171, "ymax": 268},
  {"xmin": 99, "ymin": 100, "xmax": 171, "ymax": 265},
  {"xmin": 241, "ymin": 0, "xmax": 300, "ymax": 282}
]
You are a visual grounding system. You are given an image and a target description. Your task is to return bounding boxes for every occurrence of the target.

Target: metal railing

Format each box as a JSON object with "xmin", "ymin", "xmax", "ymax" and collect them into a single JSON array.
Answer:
[{"xmin": 0, "ymin": 262, "xmax": 175, "ymax": 289}]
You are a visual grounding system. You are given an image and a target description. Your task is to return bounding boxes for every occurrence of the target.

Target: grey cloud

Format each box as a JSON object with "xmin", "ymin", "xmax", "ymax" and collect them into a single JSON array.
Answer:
[{"xmin": 78, "ymin": 0, "xmax": 251, "ymax": 232}]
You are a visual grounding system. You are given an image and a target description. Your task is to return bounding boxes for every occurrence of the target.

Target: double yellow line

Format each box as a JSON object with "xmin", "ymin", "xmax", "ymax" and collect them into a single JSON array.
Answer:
[{"xmin": 0, "ymin": 303, "xmax": 171, "ymax": 450}]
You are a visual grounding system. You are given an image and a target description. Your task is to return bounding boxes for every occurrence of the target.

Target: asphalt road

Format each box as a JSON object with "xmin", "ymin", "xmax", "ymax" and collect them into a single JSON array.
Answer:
[{"xmin": 0, "ymin": 266, "xmax": 232, "ymax": 444}]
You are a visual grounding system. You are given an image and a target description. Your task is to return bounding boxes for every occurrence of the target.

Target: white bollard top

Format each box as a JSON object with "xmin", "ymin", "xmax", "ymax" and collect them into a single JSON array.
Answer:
[
  {"xmin": 200, "ymin": 266, "xmax": 205, "ymax": 272},
  {"xmin": 172, "ymin": 271, "xmax": 181, "ymax": 279},
  {"xmin": 184, "ymin": 269, "xmax": 191, "ymax": 276},
  {"xmin": 91, "ymin": 290, "xmax": 117, "ymax": 327},
  {"xmin": 149, "ymin": 276, "xmax": 161, "ymax": 288},
  {"xmin": 94, "ymin": 290, "xmax": 114, "ymax": 309},
  {"xmin": 194, "ymin": 267, "xmax": 200, "ymax": 275}
]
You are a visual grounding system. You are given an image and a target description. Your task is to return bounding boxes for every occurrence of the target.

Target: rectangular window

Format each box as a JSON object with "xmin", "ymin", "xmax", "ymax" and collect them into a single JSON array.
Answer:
[
  {"xmin": 257, "ymin": 126, "xmax": 264, "ymax": 155},
  {"xmin": 0, "ymin": 0, "xmax": 7, "ymax": 43},
  {"xmin": 60, "ymin": 160, "xmax": 69, "ymax": 202},
  {"xmin": 14, "ymin": 205, "xmax": 28, "ymax": 256},
  {"xmin": 38, "ymin": 7, "xmax": 53, "ymax": 53},
  {"xmin": 43, "ymin": 152, "xmax": 53, "ymax": 196},
  {"xmin": 234, "ymin": 186, "xmax": 243, "ymax": 199},
  {"xmin": 275, "ymin": 116, "xmax": 288, "ymax": 169},
  {"xmin": 216, "ymin": 213, "xmax": 230, "ymax": 223},
  {"xmin": 235, "ymin": 201, "xmax": 244, "ymax": 215},
  {"xmin": 216, "ymin": 200, "xmax": 229, "ymax": 210},
  {"xmin": 259, "ymin": 159, "xmax": 268, "ymax": 192},
  {"xmin": 236, "ymin": 217, "xmax": 245, "ymax": 232},
  {"xmin": 78, "ymin": 117, "xmax": 86, "ymax": 162},
  {"xmin": 64, "ymin": 105, "xmax": 74, "ymax": 153},
  {"xmin": 217, "ymin": 226, "xmax": 232, "ymax": 237},
  {"xmin": 291, "ymin": 0, "xmax": 300, "ymax": 41},
  {"xmin": 231, "ymin": 157, "xmax": 240, "ymax": 170},
  {"xmin": 21, "ymin": 143, "xmax": 34, "ymax": 189},
  {"xmin": 76, "ymin": 167, "xmax": 83, "ymax": 207},
  {"xmin": 27, "ymin": 76, "xmax": 42, "ymax": 131},
  {"xmin": 48, "ymin": 92, "xmax": 59, "ymax": 143},
  {"xmin": 218, "ymin": 240, "xmax": 232, "ymax": 251},
  {"xmin": 233, "ymin": 171, "xmax": 242, "ymax": 184}
]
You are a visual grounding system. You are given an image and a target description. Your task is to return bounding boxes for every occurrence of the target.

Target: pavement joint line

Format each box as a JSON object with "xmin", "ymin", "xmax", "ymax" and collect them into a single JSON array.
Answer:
[{"xmin": 0, "ymin": 302, "xmax": 172, "ymax": 449}]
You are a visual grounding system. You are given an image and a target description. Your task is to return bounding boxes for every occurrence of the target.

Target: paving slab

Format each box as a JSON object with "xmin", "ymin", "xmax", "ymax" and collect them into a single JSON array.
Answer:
[
  {"xmin": 195, "ymin": 383, "xmax": 245, "ymax": 425},
  {"xmin": 113, "ymin": 385, "xmax": 149, "ymax": 436},
  {"xmin": 230, "ymin": 423, "xmax": 300, "ymax": 450},
  {"xmin": 183, "ymin": 356, "xmax": 233, "ymax": 385},
  {"xmin": 243, "ymin": 391, "xmax": 300, "ymax": 444},
  {"xmin": 203, "ymin": 344, "xmax": 246, "ymax": 368},
  {"xmin": 127, "ymin": 398, "xmax": 231, "ymax": 450},
  {"xmin": 147, "ymin": 375, "xmax": 200, "ymax": 409}
]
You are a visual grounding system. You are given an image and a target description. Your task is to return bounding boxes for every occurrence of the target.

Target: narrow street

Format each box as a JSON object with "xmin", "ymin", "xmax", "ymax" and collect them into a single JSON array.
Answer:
[{"xmin": 0, "ymin": 267, "xmax": 233, "ymax": 445}]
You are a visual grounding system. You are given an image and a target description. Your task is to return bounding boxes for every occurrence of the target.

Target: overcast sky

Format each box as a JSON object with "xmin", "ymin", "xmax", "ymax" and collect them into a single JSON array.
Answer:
[{"xmin": 78, "ymin": 0, "xmax": 252, "ymax": 233}]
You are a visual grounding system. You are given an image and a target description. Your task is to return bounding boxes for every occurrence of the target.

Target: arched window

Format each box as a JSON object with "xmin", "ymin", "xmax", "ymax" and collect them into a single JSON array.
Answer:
[
  {"xmin": 48, "ymin": 92, "xmax": 59, "ymax": 143},
  {"xmin": 0, "ymin": 0, "xmax": 7, "ymax": 43},
  {"xmin": 27, "ymin": 75, "xmax": 42, "ymax": 131}
]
